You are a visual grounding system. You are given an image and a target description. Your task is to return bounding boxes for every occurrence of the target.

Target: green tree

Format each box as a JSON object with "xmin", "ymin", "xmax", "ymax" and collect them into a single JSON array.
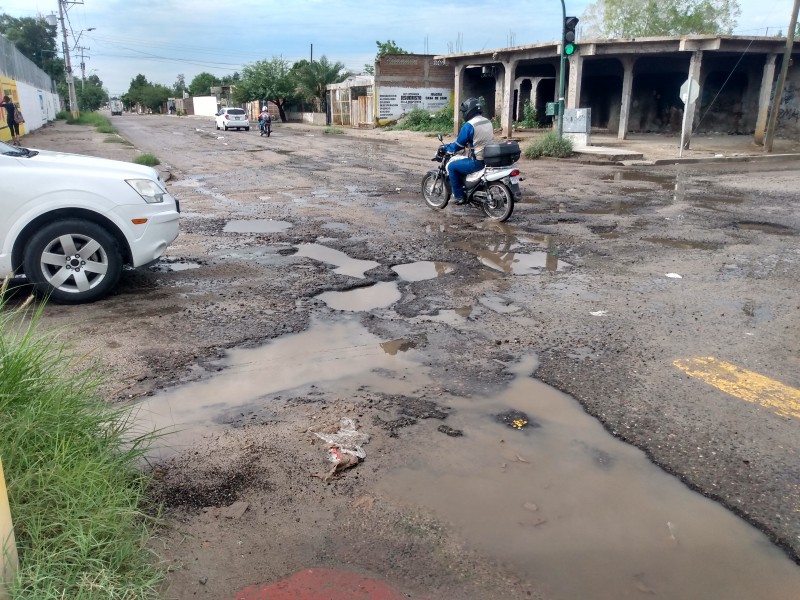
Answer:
[
  {"xmin": 235, "ymin": 57, "xmax": 295, "ymax": 121},
  {"xmin": 364, "ymin": 39, "xmax": 410, "ymax": 74},
  {"xmin": 141, "ymin": 84, "xmax": 172, "ymax": 112},
  {"xmin": 173, "ymin": 73, "xmax": 186, "ymax": 97},
  {"xmin": 581, "ymin": 0, "xmax": 740, "ymax": 38},
  {"xmin": 294, "ymin": 55, "xmax": 348, "ymax": 113},
  {"xmin": 126, "ymin": 74, "xmax": 150, "ymax": 106},
  {"xmin": 0, "ymin": 13, "xmax": 64, "ymax": 81},
  {"xmin": 188, "ymin": 71, "xmax": 221, "ymax": 96},
  {"xmin": 77, "ymin": 74, "xmax": 108, "ymax": 111}
]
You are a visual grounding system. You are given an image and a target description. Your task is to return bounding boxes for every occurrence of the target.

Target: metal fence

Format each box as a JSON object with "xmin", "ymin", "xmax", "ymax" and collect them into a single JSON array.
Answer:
[{"xmin": 0, "ymin": 34, "xmax": 57, "ymax": 92}]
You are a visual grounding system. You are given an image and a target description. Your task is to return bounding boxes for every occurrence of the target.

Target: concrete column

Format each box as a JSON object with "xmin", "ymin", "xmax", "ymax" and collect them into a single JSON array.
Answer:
[
  {"xmin": 566, "ymin": 54, "xmax": 584, "ymax": 109},
  {"xmin": 453, "ymin": 64, "xmax": 465, "ymax": 135},
  {"xmin": 618, "ymin": 57, "xmax": 635, "ymax": 140},
  {"xmin": 501, "ymin": 59, "xmax": 518, "ymax": 138},
  {"xmin": 754, "ymin": 54, "xmax": 778, "ymax": 145},
  {"xmin": 514, "ymin": 77, "xmax": 525, "ymax": 121},
  {"xmin": 682, "ymin": 50, "xmax": 704, "ymax": 149}
]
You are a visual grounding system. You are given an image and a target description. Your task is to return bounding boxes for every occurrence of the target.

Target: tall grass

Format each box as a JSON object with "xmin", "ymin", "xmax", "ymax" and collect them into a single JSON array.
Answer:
[
  {"xmin": 65, "ymin": 112, "xmax": 112, "ymax": 129},
  {"xmin": 132, "ymin": 154, "xmax": 160, "ymax": 166},
  {"xmin": 387, "ymin": 107, "xmax": 454, "ymax": 133},
  {"xmin": 0, "ymin": 280, "xmax": 163, "ymax": 599},
  {"xmin": 523, "ymin": 131, "xmax": 574, "ymax": 159}
]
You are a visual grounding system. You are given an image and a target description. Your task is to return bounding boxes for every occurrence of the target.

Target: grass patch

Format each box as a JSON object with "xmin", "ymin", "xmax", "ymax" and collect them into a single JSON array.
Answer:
[
  {"xmin": 96, "ymin": 124, "xmax": 118, "ymax": 134},
  {"xmin": 55, "ymin": 110, "xmax": 70, "ymax": 120},
  {"xmin": 523, "ymin": 131, "xmax": 574, "ymax": 159},
  {"xmin": 0, "ymin": 280, "xmax": 163, "ymax": 600},
  {"xmin": 133, "ymin": 153, "xmax": 160, "ymax": 166},
  {"xmin": 323, "ymin": 127, "xmax": 344, "ymax": 135},
  {"xmin": 386, "ymin": 107, "xmax": 454, "ymax": 134},
  {"xmin": 103, "ymin": 136, "xmax": 132, "ymax": 145},
  {"xmin": 66, "ymin": 112, "xmax": 112, "ymax": 128}
]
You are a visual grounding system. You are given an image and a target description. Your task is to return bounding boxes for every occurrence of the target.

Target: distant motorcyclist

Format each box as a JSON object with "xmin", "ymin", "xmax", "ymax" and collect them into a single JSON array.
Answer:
[
  {"xmin": 440, "ymin": 97, "xmax": 494, "ymax": 205},
  {"xmin": 258, "ymin": 106, "xmax": 271, "ymax": 135}
]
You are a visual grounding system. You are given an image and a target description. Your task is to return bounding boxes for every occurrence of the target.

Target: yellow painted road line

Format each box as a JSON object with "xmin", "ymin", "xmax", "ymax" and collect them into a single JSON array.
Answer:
[{"xmin": 674, "ymin": 357, "xmax": 800, "ymax": 419}]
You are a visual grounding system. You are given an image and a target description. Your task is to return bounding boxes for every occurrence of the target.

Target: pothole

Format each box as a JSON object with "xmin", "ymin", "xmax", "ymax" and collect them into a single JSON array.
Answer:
[{"xmin": 223, "ymin": 220, "xmax": 293, "ymax": 233}]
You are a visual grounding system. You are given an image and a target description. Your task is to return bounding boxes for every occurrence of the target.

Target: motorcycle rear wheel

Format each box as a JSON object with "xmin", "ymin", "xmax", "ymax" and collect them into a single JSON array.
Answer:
[
  {"xmin": 482, "ymin": 182, "xmax": 514, "ymax": 222},
  {"xmin": 422, "ymin": 172, "xmax": 450, "ymax": 209}
]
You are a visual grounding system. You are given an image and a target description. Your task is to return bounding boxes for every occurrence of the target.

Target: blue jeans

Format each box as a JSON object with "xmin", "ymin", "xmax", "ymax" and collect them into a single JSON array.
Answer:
[{"xmin": 447, "ymin": 158, "xmax": 484, "ymax": 200}]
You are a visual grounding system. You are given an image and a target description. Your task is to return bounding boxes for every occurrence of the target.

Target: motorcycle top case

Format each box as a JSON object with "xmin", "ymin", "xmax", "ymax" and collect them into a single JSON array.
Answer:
[{"xmin": 483, "ymin": 141, "xmax": 521, "ymax": 167}]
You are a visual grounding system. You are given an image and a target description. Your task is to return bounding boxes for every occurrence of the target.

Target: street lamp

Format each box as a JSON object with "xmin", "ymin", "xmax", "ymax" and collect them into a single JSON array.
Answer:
[{"xmin": 73, "ymin": 27, "xmax": 95, "ymax": 50}]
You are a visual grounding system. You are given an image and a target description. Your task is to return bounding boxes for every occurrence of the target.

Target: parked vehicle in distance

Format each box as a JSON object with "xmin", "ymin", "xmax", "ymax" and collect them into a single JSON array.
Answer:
[
  {"xmin": 215, "ymin": 107, "xmax": 249, "ymax": 131},
  {"xmin": 0, "ymin": 139, "xmax": 181, "ymax": 304},
  {"xmin": 109, "ymin": 97, "xmax": 123, "ymax": 116}
]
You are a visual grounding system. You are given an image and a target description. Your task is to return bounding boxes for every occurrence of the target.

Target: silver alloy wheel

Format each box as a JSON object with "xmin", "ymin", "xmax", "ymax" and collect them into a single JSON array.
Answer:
[{"xmin": 38, "ymin": 232, "xmax": 110, "ymax": 295}]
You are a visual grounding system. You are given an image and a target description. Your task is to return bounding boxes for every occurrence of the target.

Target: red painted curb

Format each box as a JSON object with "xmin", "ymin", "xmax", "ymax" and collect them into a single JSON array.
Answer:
[{"xmin": 234, "ymin": 567, "xmax": 407, "ymax": 600}]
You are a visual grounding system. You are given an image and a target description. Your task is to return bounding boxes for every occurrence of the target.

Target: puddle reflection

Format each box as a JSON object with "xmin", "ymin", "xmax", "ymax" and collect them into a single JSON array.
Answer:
[
  {"xmin": 295, "ymin": 243, "xmax": 380, "ymax": 278},
  {"xmin": 317, "ymin": 281, "xmax": 401, "ymax": 311},
  {"xmin": 392, "ymin": 261, "xmax": 455, "ymax": 282}
]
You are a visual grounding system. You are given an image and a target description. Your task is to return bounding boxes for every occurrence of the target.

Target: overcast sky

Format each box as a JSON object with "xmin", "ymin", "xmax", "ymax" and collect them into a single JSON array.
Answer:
[{"xmin": 1, "ymin": 0, "xmax": 796, "ymax": 96}]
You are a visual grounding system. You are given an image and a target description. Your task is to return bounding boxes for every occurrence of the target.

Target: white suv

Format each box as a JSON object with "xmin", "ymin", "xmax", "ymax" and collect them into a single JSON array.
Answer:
[
  {"xmin": 215, "ymin": 107, "xmax": 250, "ymax": 131},
  {"xmin": 0, "ymin": 140, "xmax": 181, "ymax": 304}
]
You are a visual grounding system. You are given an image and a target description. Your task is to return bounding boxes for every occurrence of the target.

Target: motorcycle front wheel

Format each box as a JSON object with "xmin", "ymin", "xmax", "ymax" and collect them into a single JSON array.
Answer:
[
  {"xmin": 422, "ymin": 171, "xmax": 450, "ymax": 209},
  {"xmin": 482, "ymin": 182, "xmax": 514, "ymax": 222}
]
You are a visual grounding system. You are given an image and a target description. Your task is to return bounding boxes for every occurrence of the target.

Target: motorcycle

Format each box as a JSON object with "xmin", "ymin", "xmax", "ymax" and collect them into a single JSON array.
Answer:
[
  {"xmin": 259, "ymin": 117, "xmax": 271, "ymax": 137},
  {"xmin": 421, "ymin": 133, "xmax": 522, "ymax": 222}
]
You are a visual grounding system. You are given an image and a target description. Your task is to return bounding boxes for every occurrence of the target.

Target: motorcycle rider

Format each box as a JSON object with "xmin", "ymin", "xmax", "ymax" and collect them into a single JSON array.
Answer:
[
  {"xmin": 258, "ymin": 105, "xmax": 271, "ymax": 133},
  {"xmin": 440, "ymin": 97, "xmax": 494, "ymax": 205}
]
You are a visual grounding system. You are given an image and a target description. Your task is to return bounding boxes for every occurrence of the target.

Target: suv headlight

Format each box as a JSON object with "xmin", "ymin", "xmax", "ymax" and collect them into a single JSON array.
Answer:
[{"xmin": 126, "ymin": 179, "xmax": 165, "ymax": 203}]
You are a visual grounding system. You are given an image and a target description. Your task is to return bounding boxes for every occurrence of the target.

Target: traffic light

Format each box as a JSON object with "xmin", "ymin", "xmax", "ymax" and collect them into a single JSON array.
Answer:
[{"xmin": 563, "ymin": 16, "xmax": 579, "ymax": 56}]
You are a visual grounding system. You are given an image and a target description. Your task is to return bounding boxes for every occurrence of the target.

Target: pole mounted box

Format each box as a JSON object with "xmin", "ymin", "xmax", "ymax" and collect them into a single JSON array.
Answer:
[{"xmin": 545, "ymin": 101, "xmax": 561, "ymax": 117}]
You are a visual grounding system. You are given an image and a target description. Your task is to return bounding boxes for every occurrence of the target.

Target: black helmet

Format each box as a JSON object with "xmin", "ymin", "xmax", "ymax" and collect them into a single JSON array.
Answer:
[{"xmin": 460, "ymin": 97, "xmax": 482, "ymax": 121}]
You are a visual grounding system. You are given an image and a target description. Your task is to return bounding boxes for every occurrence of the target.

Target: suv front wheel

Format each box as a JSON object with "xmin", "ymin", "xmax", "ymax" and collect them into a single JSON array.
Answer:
[{"xmin": 23, "ymin": 219, "xmax": 123, "ymax": 304}]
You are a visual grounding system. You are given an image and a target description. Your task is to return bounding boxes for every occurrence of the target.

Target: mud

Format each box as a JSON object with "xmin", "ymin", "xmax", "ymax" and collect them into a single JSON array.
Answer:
[{"xmin": 17, "ymin": 116, "xmax": 800, "ymax": 599}]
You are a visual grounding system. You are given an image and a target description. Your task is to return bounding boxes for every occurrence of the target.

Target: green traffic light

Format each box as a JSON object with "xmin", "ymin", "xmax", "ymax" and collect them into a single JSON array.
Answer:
[{"xmin": 565, "ymin": 43, "xmax": 577, "ymax": 56}]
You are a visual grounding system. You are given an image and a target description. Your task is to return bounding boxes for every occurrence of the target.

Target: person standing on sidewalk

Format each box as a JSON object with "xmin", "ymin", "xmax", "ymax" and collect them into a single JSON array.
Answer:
[{"xmin": 1, "ymin": 95, "xmax": 21, "ymax": 146}]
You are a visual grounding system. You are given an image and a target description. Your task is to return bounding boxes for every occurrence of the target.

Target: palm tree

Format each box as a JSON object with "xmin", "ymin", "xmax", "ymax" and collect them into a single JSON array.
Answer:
[{"xmin": 294, "ymin": 56, "xmax": 348, "ymax": 114}]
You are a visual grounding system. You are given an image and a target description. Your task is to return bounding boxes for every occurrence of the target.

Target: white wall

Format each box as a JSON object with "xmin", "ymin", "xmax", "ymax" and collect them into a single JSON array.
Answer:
[
  {"xmin": 17, "ymin": 82, "xmax": 60, "ymax": 132},
  {"xmin": 286, "ymin": 112, "xmax": 326, "ymax": 125},
  {"xmin": 192, "ymin": 96, "xmax": 218, "ymax": 117}
]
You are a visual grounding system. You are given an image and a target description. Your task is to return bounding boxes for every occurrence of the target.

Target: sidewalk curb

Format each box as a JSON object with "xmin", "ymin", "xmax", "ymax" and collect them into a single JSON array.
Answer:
[{"xmin": 650, "ymin": 153, "xmax": 800, "ymax": 166}]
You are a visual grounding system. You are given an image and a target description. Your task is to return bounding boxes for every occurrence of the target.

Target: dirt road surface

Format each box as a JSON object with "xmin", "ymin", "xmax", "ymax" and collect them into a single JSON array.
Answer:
[{"xmin": 15, "ymin": 116, "xmax": 800, "ymax": 599}]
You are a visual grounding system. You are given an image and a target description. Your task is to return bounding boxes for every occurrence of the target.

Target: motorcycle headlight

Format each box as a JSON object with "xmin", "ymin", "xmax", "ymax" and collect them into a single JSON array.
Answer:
[{"xmin": 126, "ymin": 179, "xmax": 165, "ymax": 204}]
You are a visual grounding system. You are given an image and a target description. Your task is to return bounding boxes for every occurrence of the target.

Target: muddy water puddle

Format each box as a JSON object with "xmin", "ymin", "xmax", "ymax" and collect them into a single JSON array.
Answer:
[
  {"xmin": 734, "ymin": 221, "xmax": 796, "ymax": 235},
  {"xmin": 454, "ymin": 240, "xmax": 570, "ymax": 274},
  {"xmin": 376, "ymin": 357, "xmax": 800, "ymax": 600},
  {"xmin": 317, "ymin": 281, "xmax": 401, "ymax": 311},
  {"xmin": 602, "ymin": 171, "xmax": 677, "ymax": 190},
  {"xmin": 295, "ymin": 243, "xmax": 379, "ymax": 278},
  {"xmin": 391, "ymin": 261, "xmax": 455, "ymax": 282},
  {"xmin": 641, "ymin": 237, "xmax": 723, "ymax": 250},
  {"xmin": 137, "ymin": 320, "xmax": 800, "ymax": 599}
]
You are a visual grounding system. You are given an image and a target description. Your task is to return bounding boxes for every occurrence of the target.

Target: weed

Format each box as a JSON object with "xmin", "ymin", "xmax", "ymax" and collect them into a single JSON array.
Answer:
[
  {"xmin": 96, "ymin": 125, "xmax": 117, "ymax": 134},
  {"xmin": 55, "ymin": 110, "xmax": 70, "ymax": 120},
  {"xmin": 103, "ymin": 136, "xmax": 132, "ymax": 145},
  {"xmin": 523, "ymin": 131, "xmax": 573, "ymax": 159},
  {"xmin": 387, "ymin": 107, "xmax": 454, "ymax": 134},
  {"xmin": 323, "ymin": 127, "xmax": 344, "ymax": 135},
  {"xmin": 0, "ymin": 280, "xmax": 163, "ymax": 599},
  {"xmin": 133, "ymin": 153, "xmax": 160, "ymax": 166}
]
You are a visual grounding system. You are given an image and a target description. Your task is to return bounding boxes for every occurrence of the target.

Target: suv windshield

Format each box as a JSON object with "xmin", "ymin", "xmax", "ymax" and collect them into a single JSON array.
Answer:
[{"xmin": 227, "ymin": 109, "xmax": 245, "ymax": 115}]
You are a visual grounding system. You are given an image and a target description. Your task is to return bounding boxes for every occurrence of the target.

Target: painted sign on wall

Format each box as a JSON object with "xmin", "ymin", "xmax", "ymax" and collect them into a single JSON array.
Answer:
[{"xmin": 377, "ymin": 86, "xmax": 451, "ymax": 121}]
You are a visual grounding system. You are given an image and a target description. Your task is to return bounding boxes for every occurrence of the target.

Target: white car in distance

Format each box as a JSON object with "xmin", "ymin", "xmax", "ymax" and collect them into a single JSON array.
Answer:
[
  {"xmin": 215, "ymin": 107, "xmax": 250, "ymax": 131},
  {"xmin": 0, "ymin": 139, "xmax": 181, "ymax": 304}
]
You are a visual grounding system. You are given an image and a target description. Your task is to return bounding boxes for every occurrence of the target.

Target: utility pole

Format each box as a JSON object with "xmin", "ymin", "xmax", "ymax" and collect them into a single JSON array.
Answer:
[
  {"xmin": 75, "ymin": 46, "xmax": 90, "ymax": 88},
  {"xmin": 764, "ymin": 0, "xmax": 800, "ymax": 152},
  {"xmin": 57, "ymin": 0, "xmax": 83, "ymax": 118}
]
